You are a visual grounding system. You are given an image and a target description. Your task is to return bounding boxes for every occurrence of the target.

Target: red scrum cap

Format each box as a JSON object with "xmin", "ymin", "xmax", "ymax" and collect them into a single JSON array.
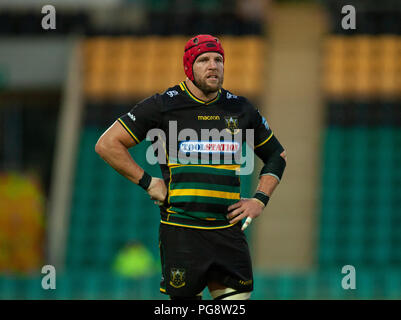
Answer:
[{"xmin": 183, "ymin": 34, "xmax": 225, "ymax": 81}]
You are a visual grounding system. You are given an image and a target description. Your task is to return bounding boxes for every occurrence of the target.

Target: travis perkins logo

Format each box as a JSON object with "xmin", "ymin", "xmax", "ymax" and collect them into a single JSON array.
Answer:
[{"xmin": 170, "ymin": 268, "xmax": 186, "ymax": 288}]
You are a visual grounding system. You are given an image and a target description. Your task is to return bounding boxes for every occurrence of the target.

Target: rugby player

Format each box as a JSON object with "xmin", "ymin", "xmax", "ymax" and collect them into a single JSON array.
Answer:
[{"xmin": 95, "ymin": 34, "xmax": 287, "ymax": 300}]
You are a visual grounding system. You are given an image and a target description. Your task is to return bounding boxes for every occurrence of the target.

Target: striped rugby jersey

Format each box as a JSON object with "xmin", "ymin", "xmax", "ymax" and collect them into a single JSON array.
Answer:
[{"xmin": 118, "ymin": 81, "xmax": 274, "ymax": 229}]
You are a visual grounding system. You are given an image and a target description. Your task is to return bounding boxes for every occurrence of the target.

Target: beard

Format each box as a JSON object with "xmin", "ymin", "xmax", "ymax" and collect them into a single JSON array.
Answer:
[{"xmin": 193, "ymin": 73, "xmax": 224, "ymax": 95}]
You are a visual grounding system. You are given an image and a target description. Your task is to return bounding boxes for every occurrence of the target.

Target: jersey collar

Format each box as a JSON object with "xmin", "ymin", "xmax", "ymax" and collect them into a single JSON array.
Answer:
[{"xmin": 179, "ymin": 81, "xmax": 221, "ymax": 105}]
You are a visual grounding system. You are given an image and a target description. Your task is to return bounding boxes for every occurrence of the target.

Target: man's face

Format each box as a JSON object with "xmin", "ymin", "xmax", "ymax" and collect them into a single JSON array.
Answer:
[{"xmin": 192, "ymin": 52, "xmax": 224, "ymax": 94}]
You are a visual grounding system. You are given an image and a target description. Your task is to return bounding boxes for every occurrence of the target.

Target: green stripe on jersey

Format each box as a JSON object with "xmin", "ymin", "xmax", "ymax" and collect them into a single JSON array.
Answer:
[
  {"xmin": 168, "ymin": 207, "xmax": 226, "ymax": 220},
  {"xmin": 170, "ymin": 165, "xmax": 239, "ymax": 177}
]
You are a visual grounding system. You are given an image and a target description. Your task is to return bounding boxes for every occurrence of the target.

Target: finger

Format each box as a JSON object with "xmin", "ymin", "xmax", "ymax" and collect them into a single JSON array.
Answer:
[
  {"xmin": 150, "ymin": 193, "xmax": 165, "ymax": 201},
  {"xmin": 229, "ymin": 211, "xmax": 247, "ymax": 225},
  {"xmin": 226, "ymin": 207, "xmax": 244, "ymax": 220},
  {"xmin": 241, "ymin": 217, "xmax": 253, "ymax": 231},
  {"xmin": 227, "ymin": 201, "xmax": 242, "ymax": 212}
]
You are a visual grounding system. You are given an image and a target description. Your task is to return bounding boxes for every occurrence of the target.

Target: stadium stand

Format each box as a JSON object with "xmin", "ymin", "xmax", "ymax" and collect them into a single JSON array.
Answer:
[
  {"xmin": 316, "ymin": 0, "xmax": 401, "ymax": 300},
  {"xmin": 323, "ymin": 36, "xmax": 401, "ymax": 98},
  {"xmin": 83, "ymin": 36, "xmax": 265, "ymax": 98}
]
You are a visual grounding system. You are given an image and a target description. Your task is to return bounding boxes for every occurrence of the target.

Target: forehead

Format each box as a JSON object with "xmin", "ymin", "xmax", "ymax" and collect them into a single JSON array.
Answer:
[{"xmin": 194, "ymin": 52, "xmax": 223, "ymax": 62}]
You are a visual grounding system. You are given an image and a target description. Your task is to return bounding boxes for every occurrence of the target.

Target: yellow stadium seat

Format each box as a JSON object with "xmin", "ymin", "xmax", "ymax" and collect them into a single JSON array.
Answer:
[
  {"xmin": 323, "ymin": 72, "xmax": 347, "ymax": 97},
  {"xmin": 377, "ymin": 73, "xmax": 398, "ymax": 95},
  {"xmin": 350, "ymin": 36, "xmax": 372, "ymax": 56},
  {"xmin": 83, "ymin": 36, "xmax": 266, "ymax": 99}
]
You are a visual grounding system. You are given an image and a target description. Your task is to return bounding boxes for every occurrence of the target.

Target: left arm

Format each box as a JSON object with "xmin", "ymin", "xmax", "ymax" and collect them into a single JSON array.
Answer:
[{"xmin": 227, "ymin": 136, "xmax": 287, "ymax": 227}]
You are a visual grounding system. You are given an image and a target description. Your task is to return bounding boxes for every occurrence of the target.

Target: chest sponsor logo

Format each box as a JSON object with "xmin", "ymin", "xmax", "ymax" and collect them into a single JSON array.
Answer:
[
  {"xmin": 179, "ymin": 141, "xmax": 240, "ymax": 153},
  {"xmin": 224, "ymin": 116, "xmax": 240, "ymax": 134}
]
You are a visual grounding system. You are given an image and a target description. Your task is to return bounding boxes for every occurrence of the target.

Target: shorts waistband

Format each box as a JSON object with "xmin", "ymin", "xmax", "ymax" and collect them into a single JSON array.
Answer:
[{"xmin": 161, "ymin": 214, "xmax": 236, "ymax": 230}]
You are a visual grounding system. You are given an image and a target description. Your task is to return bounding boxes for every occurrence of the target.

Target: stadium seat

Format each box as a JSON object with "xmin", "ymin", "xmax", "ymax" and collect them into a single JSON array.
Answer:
[
  {"xmin": 83, "ymin": 36, "xmax": 266, "ymax": 99},
  {"xmin": 323, "ymin": 35, "xmax": 401, "ymax": 97},
  {"xmin": 319, "ymin": 126, "xmax": 401, "ymax": 271}
]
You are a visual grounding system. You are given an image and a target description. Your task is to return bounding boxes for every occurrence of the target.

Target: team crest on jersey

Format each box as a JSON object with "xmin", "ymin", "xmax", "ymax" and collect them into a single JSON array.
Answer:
[
  {"xmin": 170, "ymin": 268, "xmax": 186, "ymax": 288},
  {"xmin": 224, "ymin": 116, "xmax": 240, "ymax": 134}
]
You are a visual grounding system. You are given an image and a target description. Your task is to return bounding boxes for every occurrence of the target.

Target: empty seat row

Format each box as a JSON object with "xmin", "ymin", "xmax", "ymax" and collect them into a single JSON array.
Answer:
[
  {"xmin": 318, "ymin": 127, "xmax": 401, "ymax": 268},
  {"xmin": 83, "ymin": 36, "xmax": 266, "ymax": 98},
  {"xmin": 323, "ymin": 36, "xmax": 401, "ymax": 97}
]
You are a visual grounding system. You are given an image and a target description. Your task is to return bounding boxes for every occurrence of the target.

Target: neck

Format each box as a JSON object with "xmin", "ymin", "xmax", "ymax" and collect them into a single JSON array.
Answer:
[{"xmin": 185, "ymin": 79, "xmax": 218, "ymax": 102}]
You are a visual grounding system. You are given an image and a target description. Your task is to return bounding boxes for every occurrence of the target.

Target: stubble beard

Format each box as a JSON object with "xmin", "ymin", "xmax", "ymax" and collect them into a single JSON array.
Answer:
[{"xmin": 194, "ymin": 74, "xmax": 224, "ymax": 96}]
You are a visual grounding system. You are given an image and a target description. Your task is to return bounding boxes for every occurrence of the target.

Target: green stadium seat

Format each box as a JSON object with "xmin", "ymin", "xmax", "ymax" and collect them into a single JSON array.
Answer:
[{"xmin": 319, "ymin": 126, "xmax": 401, "ymax": 277}]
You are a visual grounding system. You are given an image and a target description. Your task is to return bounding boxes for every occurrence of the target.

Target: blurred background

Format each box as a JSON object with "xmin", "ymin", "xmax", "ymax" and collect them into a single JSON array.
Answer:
[{"xmin": 0, "ymin": 0, "xmax": 401, "ymax": 299}]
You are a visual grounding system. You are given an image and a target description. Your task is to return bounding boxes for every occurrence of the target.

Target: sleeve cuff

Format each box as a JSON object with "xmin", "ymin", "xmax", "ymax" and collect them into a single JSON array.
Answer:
[{"xmin": 118, "ymin": 118, "xmax": 141, "ymax": 144}]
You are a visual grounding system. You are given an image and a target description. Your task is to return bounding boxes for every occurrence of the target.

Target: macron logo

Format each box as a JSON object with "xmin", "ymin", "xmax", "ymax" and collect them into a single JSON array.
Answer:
[{"xmin": 128, "ymin": 112, "xmax": 136, "ymax": 122}]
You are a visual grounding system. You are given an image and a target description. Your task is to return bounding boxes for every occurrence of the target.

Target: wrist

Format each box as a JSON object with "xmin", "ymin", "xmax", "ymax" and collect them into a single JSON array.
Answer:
[
  {"xmin": 250, "ymin": 198, "xmax": 265, "ymax": 208},
  {"xmin": 252, "ymin": 190, "xmax": 270, "ymax": 207},
  {"xmin": 138, "ymin": 171, "xmax": 152, "ymax": 191}
]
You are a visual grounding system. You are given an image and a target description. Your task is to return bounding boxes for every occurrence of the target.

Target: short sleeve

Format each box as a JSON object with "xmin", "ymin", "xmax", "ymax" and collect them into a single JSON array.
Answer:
[
  {"xmin": 249, "ymin": 105, "xmax": 273, "ymax": 149},
  {"xmin": 118, "ymin": 94, "xmax": 162, "ymax": 143}
]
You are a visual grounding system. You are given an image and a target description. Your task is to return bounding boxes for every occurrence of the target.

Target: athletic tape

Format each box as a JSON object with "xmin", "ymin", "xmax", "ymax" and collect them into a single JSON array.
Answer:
[{"xmin": 241, "ymin": 217, "xmax": 252, "ymax": 231}]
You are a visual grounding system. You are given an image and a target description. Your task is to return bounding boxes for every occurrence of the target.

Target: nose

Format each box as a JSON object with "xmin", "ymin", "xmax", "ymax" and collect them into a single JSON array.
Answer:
[{"xmin": 208, "ymin": 59, "xmax": 218, "ymax": 69}]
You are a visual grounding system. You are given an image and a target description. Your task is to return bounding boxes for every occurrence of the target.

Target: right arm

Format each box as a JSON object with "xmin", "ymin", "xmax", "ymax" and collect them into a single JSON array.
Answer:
[{"xmin": 95, "ymin": 120, "xmax": 167, "ymax": 201}]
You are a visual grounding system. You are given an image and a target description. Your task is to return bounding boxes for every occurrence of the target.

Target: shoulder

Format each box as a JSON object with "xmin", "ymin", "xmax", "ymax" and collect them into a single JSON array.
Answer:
[
  {"xmin": 135, "ymin": 92, "xmax": 163, "ymax": 109},
  {"xmin": 159, "ymin": 84, "xmax": 191, "ymax": 111},
  {"xmin": 133, "ymin": 85, "xmax": 180, "ymax": 111},
  {"xmin": 220, "ymin": 88, "xmax": 255, "ymax": 110},
  {"xmin": 161, "ymin": 85, "xmax": 182, "ymax": 99}
]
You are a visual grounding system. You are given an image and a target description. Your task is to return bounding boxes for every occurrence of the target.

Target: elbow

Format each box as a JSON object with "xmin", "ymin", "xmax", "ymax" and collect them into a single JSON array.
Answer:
[
  {"xmin": 95, "ymin": 134, "xmax": 124, "ymax": 160},
  {"xmin": 95, "ymin": 136, "xmax": 108, "ymax": 158},
  {"xmin": 280, "ymin": 150, "xmax": 287, "ymax": 163}
]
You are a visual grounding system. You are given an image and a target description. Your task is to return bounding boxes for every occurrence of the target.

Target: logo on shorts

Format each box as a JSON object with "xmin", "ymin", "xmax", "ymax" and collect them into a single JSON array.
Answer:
[
  {"xmin": 239, "ymin": 279, "xmax": 253, "ymax": 287},
  {"xmin": 170, "ymin": 268, "xmax": 186, "ymax": 288},
  {"xmin": 224, "ymin": 116, "xmax": 239, "ymax": 134}
]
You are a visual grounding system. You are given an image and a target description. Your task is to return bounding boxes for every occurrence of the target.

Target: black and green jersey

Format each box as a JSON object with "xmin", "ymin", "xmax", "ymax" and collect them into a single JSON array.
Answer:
[{"xmin": 119, "ymin": 81, "xmax": 274, "ymax": 229}]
